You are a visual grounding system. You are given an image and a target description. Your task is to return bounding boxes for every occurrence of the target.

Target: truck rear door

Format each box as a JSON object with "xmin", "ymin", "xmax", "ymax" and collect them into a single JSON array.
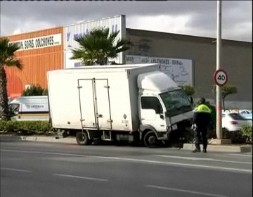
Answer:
[{"xmin": 78, "ymin": 79, "xmax": 112, "ymax": 130}]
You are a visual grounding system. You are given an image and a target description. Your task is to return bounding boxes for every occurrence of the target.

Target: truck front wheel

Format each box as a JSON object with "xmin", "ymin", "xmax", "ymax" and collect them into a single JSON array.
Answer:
[
  {"xmin": 144, "ymin": 131, "xmax": 158, "ymax": 148},
  {"xmin": 76, "ymin": 131, "xmax": 91, "ymax": 145}
]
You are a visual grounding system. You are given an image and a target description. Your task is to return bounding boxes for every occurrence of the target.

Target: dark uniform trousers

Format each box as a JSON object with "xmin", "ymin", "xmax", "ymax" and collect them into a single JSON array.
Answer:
[{"xmin": 193, "ymin": 112, "xmax": 211, "ymax": 151}]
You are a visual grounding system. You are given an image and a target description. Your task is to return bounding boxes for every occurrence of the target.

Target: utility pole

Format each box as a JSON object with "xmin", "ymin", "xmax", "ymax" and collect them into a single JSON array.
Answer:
[{"xmin": 216, "ymin": 0, "xmax": 222, "ymax": 139}]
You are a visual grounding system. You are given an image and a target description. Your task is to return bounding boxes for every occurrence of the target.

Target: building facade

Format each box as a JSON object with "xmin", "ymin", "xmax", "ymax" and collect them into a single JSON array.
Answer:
[{"xmin": 6, "ymin": 27, "xmax": 64, "ymax": 97}]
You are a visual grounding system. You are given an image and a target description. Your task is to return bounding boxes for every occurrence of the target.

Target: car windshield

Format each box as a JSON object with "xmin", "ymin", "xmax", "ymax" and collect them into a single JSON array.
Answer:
[
  {"xmin": 229, "ymin": 113, "xmax": 247, "ymax": 120},
  {"xmin": 160, "ymin": 89, "xmax": 192, "ymax": 117}
]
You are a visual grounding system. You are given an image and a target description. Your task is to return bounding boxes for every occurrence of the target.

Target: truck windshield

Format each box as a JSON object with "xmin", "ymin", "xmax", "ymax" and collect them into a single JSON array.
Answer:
[{"xmin": 160, "ymin": 89, "xmax": 192, "ymax": 117}]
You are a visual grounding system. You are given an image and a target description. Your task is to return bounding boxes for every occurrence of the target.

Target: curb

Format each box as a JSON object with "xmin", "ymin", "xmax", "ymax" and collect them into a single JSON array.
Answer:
[
  {"xmin": 1, "ymin": 135, "xmax": 252, "ymax": 153},
  {"xmin": 0, "ymin": 135, "xmax": 76, "ymax": 144},
  {"xmin": 20, "ymin": 136, "xmax": 76, "ymax": 144},
  {"xmin": 183, "ymin": 143, "xmax": 252, "ymax": 153}
]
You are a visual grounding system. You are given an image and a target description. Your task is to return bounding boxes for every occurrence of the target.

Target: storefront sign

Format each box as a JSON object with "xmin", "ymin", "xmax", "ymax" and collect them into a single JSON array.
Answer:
[{"xmin": 9, "ymin": 34, "xmax": 62, "ymax": 51}]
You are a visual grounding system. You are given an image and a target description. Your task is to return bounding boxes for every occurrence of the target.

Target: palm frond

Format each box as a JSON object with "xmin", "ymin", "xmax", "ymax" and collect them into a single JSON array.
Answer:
[{"xmin": 71, "ymin": 27, "xmax": 131, "ymax": 65}]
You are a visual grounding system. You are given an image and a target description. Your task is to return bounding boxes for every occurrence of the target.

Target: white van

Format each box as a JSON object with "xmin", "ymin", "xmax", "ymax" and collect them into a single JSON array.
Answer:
[{"xmin": 9, "ymin": 96, "xmax": 49, "ymax": 121}]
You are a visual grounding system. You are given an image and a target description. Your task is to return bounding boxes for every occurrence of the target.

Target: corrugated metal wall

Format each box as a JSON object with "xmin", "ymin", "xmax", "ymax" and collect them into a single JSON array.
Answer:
[{"xmin": 6, "ymin": 27, "xmax": 64, "ymax": 97}]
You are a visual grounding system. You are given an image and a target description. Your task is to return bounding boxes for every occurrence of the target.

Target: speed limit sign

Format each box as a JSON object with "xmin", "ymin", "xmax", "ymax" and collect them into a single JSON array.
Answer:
[{"xmin": 213, "ymin": 69, "xmax": 228, "ymax": 86}]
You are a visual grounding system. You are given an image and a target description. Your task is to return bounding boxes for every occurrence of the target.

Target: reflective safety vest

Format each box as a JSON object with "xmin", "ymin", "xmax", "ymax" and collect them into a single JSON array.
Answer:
[{"xmin": 194, "ymin": 104, "xmax": 211, "ymax": 113}]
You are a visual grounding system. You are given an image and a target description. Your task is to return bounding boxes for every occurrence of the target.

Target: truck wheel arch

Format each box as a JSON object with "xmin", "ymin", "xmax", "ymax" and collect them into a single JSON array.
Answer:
[
  {"xmin": 140, "ymin": 125, "xmax": 159, "ymax": 147},
  {"xmin": 140, "ymin": 125, "xmax": 158, "ymax": 138}
]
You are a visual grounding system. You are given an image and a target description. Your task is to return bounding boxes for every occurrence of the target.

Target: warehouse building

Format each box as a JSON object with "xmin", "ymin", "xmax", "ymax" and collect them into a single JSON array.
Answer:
[
  {"xmin": 4, "ymin": 15, "xmax": 252, "ymax": 108},
  {"xmin": 125, "ymin": 29, "xmax": 252, "ymax": 108},
  {"xmin": 6, "ymin": 27, "xmax": 64, "ymax": 97}
]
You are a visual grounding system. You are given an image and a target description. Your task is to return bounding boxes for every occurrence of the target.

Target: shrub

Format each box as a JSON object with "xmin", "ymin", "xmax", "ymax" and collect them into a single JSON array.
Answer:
[
  {"xmin": 0, "ymin": 121, "xmax": 17, "ymax": 133},
  {"xmin": 0, "ymin": 120, "xmax": 53, "ymax": 135},
  {"xmin": 222, "ymin": 129, "xmax": 246, "ymax": 144},
  {"xmin": 22, "ymin": 84, "xmax": 48, "ymax": 96},
  {"xmin": 240, "ymin": 125, "xmax": 252, "ymax": 144}
]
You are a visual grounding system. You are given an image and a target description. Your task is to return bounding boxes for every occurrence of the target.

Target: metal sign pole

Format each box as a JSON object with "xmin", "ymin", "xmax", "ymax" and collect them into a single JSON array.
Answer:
[{"xmin": 216, "ymin": 0, "xmax": 222, "ymax": 139}]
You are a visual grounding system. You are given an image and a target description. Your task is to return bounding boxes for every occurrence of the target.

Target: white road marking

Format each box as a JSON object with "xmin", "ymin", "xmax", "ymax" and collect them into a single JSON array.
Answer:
[
  {"xmin": 54, "ymin": 173, "xmax": 108, "ymax": 182},
  {"xmin": 146, "ymin": 185, "xmax": 229, "ymax": 197},
  {"xmin": 228, "ymin": 153, "xmax": 252, "ymax": 157},
  {"xmin": 157, "ymin": 155, "xmax": 217, "ymax": 161},
  {"xmin": 93, "ymin": 156, "xmax": 252, "ymax": 173},
  {"xmin": 156, "ymin": 155, "xmax": 252, "ymax": 164},
  {"xmin": 1, "ymin": 167, "xmax": 32, "ymax": 173},
  {"xmin": 2, "ymin": 149, "xmax": 252, "ymax": 174},
  {"xmin": 2, "ymin": 149, "xmax": 84, "ymax": 157}
]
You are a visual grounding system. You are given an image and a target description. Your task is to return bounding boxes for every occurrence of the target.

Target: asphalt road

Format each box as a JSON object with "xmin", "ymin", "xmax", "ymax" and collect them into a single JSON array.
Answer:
[{"xmin": 1, "ymin": 141, "xmax": 252, "ymax": 197}]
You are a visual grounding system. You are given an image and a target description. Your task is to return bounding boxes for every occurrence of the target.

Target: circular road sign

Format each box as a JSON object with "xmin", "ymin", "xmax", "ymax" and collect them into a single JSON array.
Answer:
[{"xmin": 213, "ymin": 69, "xmax": 228, "ymax": 86}]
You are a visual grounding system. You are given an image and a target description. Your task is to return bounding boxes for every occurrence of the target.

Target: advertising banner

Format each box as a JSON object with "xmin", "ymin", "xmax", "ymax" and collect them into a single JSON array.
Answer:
[
  {"xmin": 126, "ymin": 55, "xmax": 193, "ymax": 86},
  {"xmin": 9, "ymin": 34, "xmax": 62, "ymax": 51}
]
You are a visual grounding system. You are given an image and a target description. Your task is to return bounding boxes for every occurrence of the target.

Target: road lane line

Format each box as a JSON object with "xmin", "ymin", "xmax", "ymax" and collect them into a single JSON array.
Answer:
[
  {"xmin": 93, "ymin": 156, "xmax": 252, "ymax": 174},
  {"xmin": 146, "ymin": 185, "xmax": 229, "ymax": 197},
  {"xmin": 228, "ymin": 153, "xmax": 252, "ymax": 157},
  {"xmin": 54, "ymin": 173, "xmax": 108, "ymax": 182},
  {"xmin": 1, "ymin": 167, "xmax": 32, "ymax": 173},
  {"xmin": 156, "ymin": 155, "xmax": 252, "ymax": 164},
  {"xmin": 2, "ymin": 149, "xmax": 252, "ymax": 174},
  {"xmin": 2, "ymin": 149, "xmax": 84, "ymax": 157}
]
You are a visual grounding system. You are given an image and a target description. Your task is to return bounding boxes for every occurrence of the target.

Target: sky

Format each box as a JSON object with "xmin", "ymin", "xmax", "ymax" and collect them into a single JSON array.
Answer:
[{"xmin": 0, "ymin": 1, "xmax": 252, "ymax": 42}]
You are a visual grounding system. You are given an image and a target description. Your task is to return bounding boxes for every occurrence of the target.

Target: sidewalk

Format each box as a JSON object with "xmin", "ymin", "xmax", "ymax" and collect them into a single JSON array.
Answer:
[
  {"xmin": 0, "ymin": 134, "xmax": 252, "ymax": 153},
  {"xmin": 183, "ymin": 143, "xmax": 252, "ymax": 153}
]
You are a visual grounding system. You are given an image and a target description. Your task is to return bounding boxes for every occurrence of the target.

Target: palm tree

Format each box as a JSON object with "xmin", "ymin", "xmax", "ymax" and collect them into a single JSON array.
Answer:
[
  {"xmin": 0, "ymin": 37, "xmax": 22, "ymax": 120},
  {"xmin": 212, "ymin": 85, "xmax": 237, "ymax": 110},
  {"xmin": 221, "ymin": 85, "xmax": 237, "ymax": 110},
  {"xmin": 70, "ymin": 27, "xmax": 132, "ymax": 65}
]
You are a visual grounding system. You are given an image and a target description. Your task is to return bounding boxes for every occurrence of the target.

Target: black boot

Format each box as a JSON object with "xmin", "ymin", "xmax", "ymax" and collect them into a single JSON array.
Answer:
[
  {"xmin": 203, "ymin": 141, "xmax": 207, "ymax": 153},
  {"xmin": 192, "ymin": 144, "xmax": 201, "ymax": 153},
  {"xmin": 203, "ymin": 145, "xmax": 207, "ymax": 153}
]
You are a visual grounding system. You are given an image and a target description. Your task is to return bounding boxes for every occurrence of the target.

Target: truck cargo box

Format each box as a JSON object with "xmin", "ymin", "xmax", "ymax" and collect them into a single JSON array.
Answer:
[{"xmin": 48, "ymin": 64, "xmax": 161, "ymax": 132}]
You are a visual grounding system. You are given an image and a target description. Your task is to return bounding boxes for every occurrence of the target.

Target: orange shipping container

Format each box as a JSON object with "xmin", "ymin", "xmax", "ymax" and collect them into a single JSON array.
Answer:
[{"xmin": 6, "ymin": 27, "xmax": 64, "ymax": 98}]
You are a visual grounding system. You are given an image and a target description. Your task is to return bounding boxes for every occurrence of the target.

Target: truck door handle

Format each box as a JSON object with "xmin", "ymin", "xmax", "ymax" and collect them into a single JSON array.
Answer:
[
  {"xmin": 160, "ymin": 114, "xmax": 164, "ymax": 119},
  {"xmin": 98, "ymin": 114, "xmax": 103, "ymax": 118}
]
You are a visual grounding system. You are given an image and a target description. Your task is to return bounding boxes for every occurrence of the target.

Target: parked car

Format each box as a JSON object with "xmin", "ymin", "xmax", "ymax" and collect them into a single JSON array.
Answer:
[
  {"xmin": 238, "ymin": 109, "xmax": 252, "ymax": 120},
  {"xmin": 222, "ymin": 112, "xmax": 252, "ymax": 132}
]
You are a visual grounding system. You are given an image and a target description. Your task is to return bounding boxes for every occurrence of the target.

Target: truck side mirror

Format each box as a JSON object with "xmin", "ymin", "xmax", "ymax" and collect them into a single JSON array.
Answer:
[{"xmin": 8, "ymin": 104, "xmax": 19, "ymax": 116}]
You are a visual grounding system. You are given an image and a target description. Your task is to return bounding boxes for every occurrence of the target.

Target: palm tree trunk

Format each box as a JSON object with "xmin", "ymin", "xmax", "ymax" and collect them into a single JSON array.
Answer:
[
  {"xmin": 222, "ymin": 97, "xmax": 226, "ymax": 111},
  {"xmin": 0, "ymin": 66, "xmax": 10, "ymax": 120}
]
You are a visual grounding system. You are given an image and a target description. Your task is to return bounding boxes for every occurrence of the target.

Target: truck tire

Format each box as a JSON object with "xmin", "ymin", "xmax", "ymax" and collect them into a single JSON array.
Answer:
[
  {"xmin": 143, "ymin": 131, "xmax": 158, "ymax": 148},
  {"xmin": 76, "ymin": 131, "xmax": 91, "ymax": 145}
]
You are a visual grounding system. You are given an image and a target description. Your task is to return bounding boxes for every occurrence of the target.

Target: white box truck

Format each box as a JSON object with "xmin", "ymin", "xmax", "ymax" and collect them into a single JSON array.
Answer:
[
  {"xmin": 8, "ymin": 96, "xmax": 49, "ymax": 121},
  {"xmin": 47, "ymin": 64, "xmax": 193, "ymax": 147}
]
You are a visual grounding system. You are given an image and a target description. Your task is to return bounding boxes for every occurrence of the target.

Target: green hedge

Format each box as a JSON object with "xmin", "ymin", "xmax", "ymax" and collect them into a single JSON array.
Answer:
[
  {"xmin": 222, "ymin": 126, "xmax": 252, "ymax": 144},
  {"xmin": 0, "ymin": 120, "xmax": 54, "ymax": 135}
]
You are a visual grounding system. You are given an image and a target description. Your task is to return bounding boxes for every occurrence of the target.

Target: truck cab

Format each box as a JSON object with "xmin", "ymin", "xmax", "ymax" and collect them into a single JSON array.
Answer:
[{"xmin": 138, "ymin": 71, "xmax": 193, "ymax": 147}]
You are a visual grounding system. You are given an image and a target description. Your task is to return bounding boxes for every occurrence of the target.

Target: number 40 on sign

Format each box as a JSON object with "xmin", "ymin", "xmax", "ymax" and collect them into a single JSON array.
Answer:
[{"xmin": 213, "ymin": 69, "xmax": 228, "ymax": 86}]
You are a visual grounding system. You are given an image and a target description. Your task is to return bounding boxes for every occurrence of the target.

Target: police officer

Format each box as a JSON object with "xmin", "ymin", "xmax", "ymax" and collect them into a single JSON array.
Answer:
[{"xmin": 192, "ymin": 97, "xmax": 211, "ymax": 153}]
